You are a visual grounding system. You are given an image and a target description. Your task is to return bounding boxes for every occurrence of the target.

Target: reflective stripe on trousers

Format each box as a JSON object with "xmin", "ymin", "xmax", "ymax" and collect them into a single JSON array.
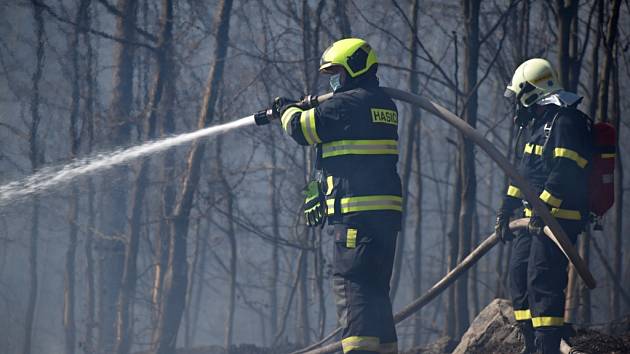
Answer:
[
  {"xmin": 333, "ymin": 224, "xmax": 398, "ymax": 353},
  {"xmin": 514, "ymin": 309, "xmax": 532, "ymax": 321},
  {"xmin": 341, "ymin": 336, "xmax": 379, "ymax": 353}
]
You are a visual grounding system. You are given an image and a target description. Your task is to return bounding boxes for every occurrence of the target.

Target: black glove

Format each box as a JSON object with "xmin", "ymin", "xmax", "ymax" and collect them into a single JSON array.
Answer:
[
  {"xmin": 495, "ymin": 208, "xmax": 514, "ymax": 243},
  {"xmin": 528, "ymin": 214, "xmax": 545, "ymax": 236},
  {"xmin": 271, "ymin": 96, "xmax": 298, "ymax": 120},
  {"xmin": 303, "ymin": 180, "xmax": 326, "ymax": 227}
]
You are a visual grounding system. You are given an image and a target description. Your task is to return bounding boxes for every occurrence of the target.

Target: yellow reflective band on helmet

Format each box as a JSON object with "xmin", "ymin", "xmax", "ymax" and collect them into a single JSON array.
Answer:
[
  {"xmin": 322, "ymin": 139, "xmax": 398, "ymax": 158},
  {"xmin": 507, "ymin": 185, "xmax": 523, "ymax": 199},
  {"xmin": 299, "ymin": 108, "xmax": 321, "ymax": 145},
  {"xmin": 514, "ymin": 309, "xmax": 532, "ymax": 321},
  {"xmin": 602, "ymin": 153, "xmax": 616, "ymax": 159},
  {"xmin": 524, "ymin": 143, "xmax": 543, "ymax": 156},
  {"xmin": 281, "ymin": 106, "xmax": 303, "ymax": 133},
  {"xmin": 379, "ymin": 342, "xmax": 398, "ymax": 354},
  {"xmin": 341, "ymin": 336, "xmax": 380, "ymax": 353},
  {"xmin": 553, "ymin": 148, "xmax": 588, "ymax": 168},
  {"xmin": 540, "ymin": 190, "xmax": 562, "ymax": 208},
  {"xmin": 346, "ymin": 229, "xmax": 357, "ymax": 249},
  {"xmin": 524, "ymin": 207, "xmax": 581, "ymax": 220},
  {"xmin": 532, "ymin": 316, "xmax": 564, "ymax": 328},
  {"xmin": 338, "ymin": 195, "xmax": 403, "ymax": 213}
]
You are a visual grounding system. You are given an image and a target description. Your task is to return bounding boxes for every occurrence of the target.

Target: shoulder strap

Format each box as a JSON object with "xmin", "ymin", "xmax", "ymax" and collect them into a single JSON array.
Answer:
[{"xmin": 541, "ymin": 110, "xmax": 561, "ymax": 156}]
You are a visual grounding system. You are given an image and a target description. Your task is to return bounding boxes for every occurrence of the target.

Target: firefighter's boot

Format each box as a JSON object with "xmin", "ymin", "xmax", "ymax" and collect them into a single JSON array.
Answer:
[
  {"xmin": 517, "ymin": 321, "xmax": 536, "ymax": 354},
  {"xmin": 535, "ymin": 328, "xmax": 561, "ymax": 354}
]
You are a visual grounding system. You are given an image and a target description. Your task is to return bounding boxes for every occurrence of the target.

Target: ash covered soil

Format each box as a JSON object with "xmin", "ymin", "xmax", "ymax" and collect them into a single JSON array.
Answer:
[
  {"xmin": 408, "ymin": 299, "xmax": 630, "ymax": 354},
  {"xmin": 144, "ymin": 300, "xmax": 630, "ymax": 354}
]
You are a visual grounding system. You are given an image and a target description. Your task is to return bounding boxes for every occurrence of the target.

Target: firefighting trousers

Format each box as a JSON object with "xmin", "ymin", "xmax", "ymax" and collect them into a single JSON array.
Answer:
[
  {"xmin": 509, "ymin": 221, "xmax": 582, "ymax": 354},
  {"xmin": 331, "ymin": 223, "xmax": 398, "ymax": 354}
]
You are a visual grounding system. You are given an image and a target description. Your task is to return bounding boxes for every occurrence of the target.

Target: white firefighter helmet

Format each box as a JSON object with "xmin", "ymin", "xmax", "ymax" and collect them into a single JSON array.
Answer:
[{"xmin": 505, "ymin": 58, "xmax": 563, "ymax": 107}]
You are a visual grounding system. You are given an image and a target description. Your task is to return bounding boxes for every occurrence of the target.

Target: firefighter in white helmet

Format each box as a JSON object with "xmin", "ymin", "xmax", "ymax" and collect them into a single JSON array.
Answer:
[{"xmin": 496, "ymin": 58, "xmax": 592, "ymax": 354}]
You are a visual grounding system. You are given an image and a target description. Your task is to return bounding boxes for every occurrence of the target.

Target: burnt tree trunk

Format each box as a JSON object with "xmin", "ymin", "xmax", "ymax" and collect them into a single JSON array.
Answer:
[
  {"xmin": 413, "ymin": 118, "xmax": 424, "ymax": 346},
  {"xmin": 579, "ymin": 0, "xmax": 604, "ymax": 324},
  {"xmin": 216, "ymin": 136, "xmax": 238, "ymax": 349},
  {"xmin": 98, "ymin": 1, "xmax": 137, "ymax": 352},
  {"xmin": 115, "ymin": 1, "xmax": 172, "ymax": 353},
  {"xmin": 596, "ymin": 0, "xmax": 622, "ymax": 320},
  {"xmin": 83, "ymin": 2, "xmax": 97, "ymax": 350},
  {"xmin": 446, "ymin": 31, "xmax": 461, "ymax": 335},
  {"xmin": 183, "ymin": 218, "xmax": 202, "ymax": 349},
  {"xmin": 23, "ymin": 2, "xmax": 45, "ymax": 354},
  {"xmin": 559, "ymin": 0, "xmax": 580, "ymax": 320},
  {"xmin": 610, "ymin": 34, "xmax": 623, "ymax": 323},
  {"xmin": 390, "ymin": 0, "xmax": 419, "ymax": 304},
  {"xmin": 269, "ymin": 132, "xmax": 280, "ymax": 341},
  {"xmin": 556, "ymin": 0, "xmax": 580, "ymax": 91},
  {"xmin": 151, "ymin": 1, "xmax": 233, "ymax": 352},
  {"xmin": 455, "ymin": 0, "xmax": 480, "ymax": 337},
  {"xmin": 63, "ymin": 2, "xmax": 89, "ymax": 353},
  {"xmin": 405, "ymin": 0, "xmax": 423, "ymax": 345},
  {"xmin": 334, "ymin": 0, "xmax": 352, "ymax": 37},
  {"xmin": 152, "ymin": 17, "xmax": 178, "ymax": 328}
]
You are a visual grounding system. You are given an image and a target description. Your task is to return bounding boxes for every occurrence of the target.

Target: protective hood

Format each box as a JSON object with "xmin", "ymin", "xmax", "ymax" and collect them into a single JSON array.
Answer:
[{"xmin": 537, "ymin": 90, "xmax": 583, "ymax": 108}]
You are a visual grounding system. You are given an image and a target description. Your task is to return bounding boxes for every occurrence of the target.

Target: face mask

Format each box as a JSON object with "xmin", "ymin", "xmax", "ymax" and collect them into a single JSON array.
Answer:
[{"xmin": 329, "ymin": 74, "xmax": 342, "ymax": 92}]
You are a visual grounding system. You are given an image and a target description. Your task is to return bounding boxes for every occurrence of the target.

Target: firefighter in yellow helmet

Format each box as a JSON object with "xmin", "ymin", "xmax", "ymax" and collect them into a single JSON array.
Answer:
[
  {"xmin": 496, "ymin": 58, "xmax": 592, "ymax": 354},
  {"xmin": 273, "ymin": 38, "xmax": 401, "ymax": 353}
]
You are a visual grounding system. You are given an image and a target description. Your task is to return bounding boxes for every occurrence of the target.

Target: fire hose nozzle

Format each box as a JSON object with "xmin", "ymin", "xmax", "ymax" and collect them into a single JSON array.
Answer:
[{"xmin": 254, "ymin": 108, "xmax": 274, "ymax": 126}]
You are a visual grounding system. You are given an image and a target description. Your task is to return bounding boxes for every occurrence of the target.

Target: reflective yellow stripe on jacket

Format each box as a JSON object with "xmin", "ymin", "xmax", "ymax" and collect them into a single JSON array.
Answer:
[
  {"xmin": 326, "ymin": 195, "xmax": 403, "ymax": 215},
  {"xmin": 322, "ymin": 139, "xmax": 398, "ymax": 158},
  {"xmin": 299, "ymin": 108, "xmax": 321, "ymax": 145},
  {"xmin": 281, "ymin": 106, "xmax": 302, "ymax": 132},
  {"xmin": 507, "ymin": 185, "xmax": 523, "ymax": 199},
  {"xmin": 553, "ymin": 147, "xmax": 588, "ymax": 168},
  {"xmin": 524, "ymin": 207, "xmax": 581, "ymax": 220},
  {"xmin": 539, "ymin": 189, "xmax": 562, "ymax": 208},
  {"xmin": 524, "ymin": 143, "xmax": 543, "ymax": 155}
]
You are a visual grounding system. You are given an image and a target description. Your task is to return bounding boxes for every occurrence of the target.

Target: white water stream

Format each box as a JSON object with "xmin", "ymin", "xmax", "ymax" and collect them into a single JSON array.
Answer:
[{"xmin": 0, "ymin": 115, "xmax": 255, "ymax": 206}]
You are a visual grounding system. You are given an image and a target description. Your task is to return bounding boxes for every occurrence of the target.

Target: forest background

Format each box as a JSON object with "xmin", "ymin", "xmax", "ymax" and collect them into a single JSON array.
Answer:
[{"xmin": 0, "ymin": 0, "xmax": 628, "ymax": 353}]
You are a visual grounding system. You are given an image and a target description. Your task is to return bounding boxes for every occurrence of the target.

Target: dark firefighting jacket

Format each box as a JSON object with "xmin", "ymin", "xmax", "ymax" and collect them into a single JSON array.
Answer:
[
  {"xmin": 281, "ymin": 79, "xmax": 403, "ymax": 230},
  {"xmin": 503, "ymin": 104, "xmax": 592, "ymax": 221}
]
